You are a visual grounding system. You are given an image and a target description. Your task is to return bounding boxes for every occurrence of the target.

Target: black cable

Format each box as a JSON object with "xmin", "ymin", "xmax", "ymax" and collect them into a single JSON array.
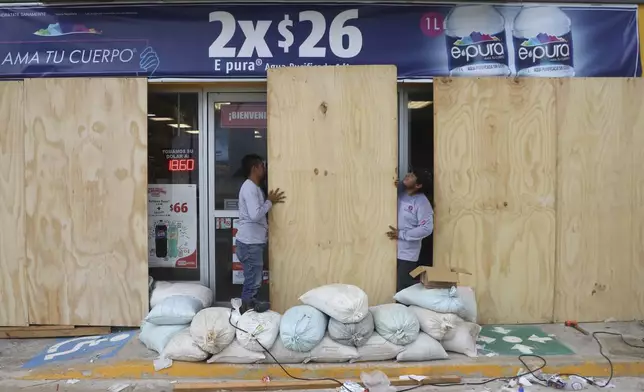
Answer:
[
  {"xmin": 228, "ymin": 311, "xmax": 360, "ymax": 392},
  {"xmin": 228, "ymin": 311, "xmax": 644, "ymax": 392},
  {"xmin": 398, "ymin": 329, "xmax": 644, "ymax": 391}
]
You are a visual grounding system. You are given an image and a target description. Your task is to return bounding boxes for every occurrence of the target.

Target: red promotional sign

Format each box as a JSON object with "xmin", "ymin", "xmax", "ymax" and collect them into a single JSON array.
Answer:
[{"xmin": 220, "ymin": 103, "xmax": 267, "ymax": 128}]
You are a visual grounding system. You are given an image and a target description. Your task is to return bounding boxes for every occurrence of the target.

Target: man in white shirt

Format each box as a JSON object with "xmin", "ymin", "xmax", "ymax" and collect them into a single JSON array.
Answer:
[
  {"xmin": 236, "ymin": 154, "xmax": 285, "ymax": 313},
  {"xmin": 387, "ymin": 169, "xmax": 434, "ymax": 292}
]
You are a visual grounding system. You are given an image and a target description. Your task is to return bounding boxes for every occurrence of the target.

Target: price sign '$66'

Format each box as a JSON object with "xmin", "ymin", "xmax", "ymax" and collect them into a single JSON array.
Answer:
[{"xmin": 209, "ymin": 9, "xmax": 363, "ymax": 59}]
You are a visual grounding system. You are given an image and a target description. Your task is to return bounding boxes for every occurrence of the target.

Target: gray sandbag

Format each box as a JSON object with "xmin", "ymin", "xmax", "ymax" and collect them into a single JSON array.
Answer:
[{"xmin": 327, "ymin": 311, "xmax": 374, "ymax": 347}]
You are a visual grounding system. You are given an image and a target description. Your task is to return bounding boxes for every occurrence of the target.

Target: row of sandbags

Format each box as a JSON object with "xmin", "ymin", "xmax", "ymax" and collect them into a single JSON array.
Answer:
[{"xmin": 138, "ymin": 282, "xmax": 481, "ymax": 363}]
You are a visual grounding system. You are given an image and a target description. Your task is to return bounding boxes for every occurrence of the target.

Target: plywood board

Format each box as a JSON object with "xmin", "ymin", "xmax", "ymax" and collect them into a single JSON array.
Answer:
[
  {"xmin": 554, "ymin": 78, "xmax": 644, "ymax": 322},
  {"xmin": 267, "ymin": 66, "xmax": 398, "ymax": 312},
  {"xmin": 24, "ymin": 78, "xmax": 148, "ymax": 326},
  {"xmin": 0, "ymin": 81, "xmax": 28, "ymax": 327},
  {"xmin": 433, "ymin": 78, "xmax": 557, "ymax": 324}
]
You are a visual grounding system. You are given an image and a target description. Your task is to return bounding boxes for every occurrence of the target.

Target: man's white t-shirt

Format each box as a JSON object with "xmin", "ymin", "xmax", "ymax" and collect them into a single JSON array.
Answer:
[{"xmin": 236, "ymin": 179, "xmax": 272, "ymax": 244}]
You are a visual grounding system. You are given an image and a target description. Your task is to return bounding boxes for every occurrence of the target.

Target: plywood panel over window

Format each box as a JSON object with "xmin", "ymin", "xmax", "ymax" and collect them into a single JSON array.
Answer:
[
  {"xmin": 433, "ymin": 77, "xmax": 557, "ymax": 324},
  {"xmin": 267, "ymin": 66, "xmax": 398, "ymax": 313},
  {"xmin": 554, "ymin": 78, "xmax": 644, "ymax": 322},
  {"xmin": 24, "ymin": 78, "xmax": 148, "ymax": 326},
  {"xmin": 0, "ymin": 81, "xmax": 28, "ymax": 327}
]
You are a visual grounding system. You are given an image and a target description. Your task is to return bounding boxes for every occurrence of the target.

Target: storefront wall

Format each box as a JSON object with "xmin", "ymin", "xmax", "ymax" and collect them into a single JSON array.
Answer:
[{"xmin": 0, "ymin": 2, "xmax": 642, "ymax": 324}]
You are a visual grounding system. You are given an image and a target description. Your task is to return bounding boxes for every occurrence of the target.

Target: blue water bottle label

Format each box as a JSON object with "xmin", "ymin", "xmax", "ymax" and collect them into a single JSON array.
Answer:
[
  {"xmin": 446, "ymin": 30, "xmax": 509, "ymax": 72},
  {"xmin": 513, "ymin": 31, "xmax": 574, "ymax": 74}
]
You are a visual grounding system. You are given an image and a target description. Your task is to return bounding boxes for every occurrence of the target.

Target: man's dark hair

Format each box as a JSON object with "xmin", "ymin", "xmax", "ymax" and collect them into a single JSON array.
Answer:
[{"xmin": 241, "ymin": 154, "xmax": 264, "ymax": 178}]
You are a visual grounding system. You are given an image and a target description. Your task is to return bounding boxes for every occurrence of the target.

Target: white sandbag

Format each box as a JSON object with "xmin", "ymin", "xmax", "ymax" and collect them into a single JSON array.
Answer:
[
  {"xmin": 299, "ymin": 284, "xmax": 368, "ymax": 323},
  {"xmin": 139, "ymin": 322, "xmax": 186, "ymax": 354},
  {"xmin": 441, "ymin": 322, "xmax": 481, "ymax": 358},
  {"xmin": 370, "ymin": 304, "xmax": 420, "ymax": 346},
  {"xmin": 408, "ymin": 306, "xmax": 463, "ymax": 340},
  {"xmin": 308, "ymin": 334, "xmax": 359, "ymax": 363},
  {"xmin": 207, "ymin": 339, "xmax": 265, "ymax": 364},
  {"xmin": 327, "ymin": 311, "xmax": 374, "ymax": 347},
  {"xmin": 236, "ymin": 310, "xmax": 281, "ymax": 352},
  {"xmin": 190, "ymin": 307, "xmax": 236, "ymax": 354},
  {"xmin": 262, "ymin": 335, "xmax": 311, "ymax": 364},
  {"xmin": 393, "ymin": 284, "xmax": 465, "ymax": 315},
  {"xmin": 396, "ymin": 332, "xmax": 448, "ymax": 362},
  {"xmin": 280, "ymin": 305, "xmax": 328, "ymax": 352},
  {"xmin": 352, "ymin": 333, "xmax": 404, "ymax": 363},
  {"xmin": 145, "ymin": 295, "xmax": 204, "ymax": 325},
  {"xmin": 162, "ymin": 328, "xmax": 209, "ymax": 362},
  {"xmin": 151, "ymin": 281, "xmax": 213, "ymax": 308},
  {"xmin": 455, "ymin": 287, "xmax": 477, "ymax": 323}
]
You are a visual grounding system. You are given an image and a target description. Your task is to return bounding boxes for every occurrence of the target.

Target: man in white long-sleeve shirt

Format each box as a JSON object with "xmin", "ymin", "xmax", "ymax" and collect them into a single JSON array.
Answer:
[
  {"xmin": 387, "ymin": 169, "xmax": 434, "ymax": 291},
  {"xmin": 236, "ymin": 154, "xmax": 285, "ymax": 313}
]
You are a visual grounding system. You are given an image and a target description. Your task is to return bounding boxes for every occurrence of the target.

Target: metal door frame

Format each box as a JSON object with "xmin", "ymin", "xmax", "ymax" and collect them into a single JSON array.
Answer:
[{"xmin": 206, "ymin": 91, "xmax": 267, "ymax": 296}]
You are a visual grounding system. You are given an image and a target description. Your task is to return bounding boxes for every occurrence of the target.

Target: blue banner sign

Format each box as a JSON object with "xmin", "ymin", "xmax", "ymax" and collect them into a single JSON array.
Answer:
[{"xmin": 0, "ymin": 4, "xmax": 639, "ymax": 79}]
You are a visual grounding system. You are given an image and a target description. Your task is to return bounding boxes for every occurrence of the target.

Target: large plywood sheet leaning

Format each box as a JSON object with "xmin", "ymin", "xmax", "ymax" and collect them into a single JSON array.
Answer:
[
  {"xmin": 24, "ymin": 78, "xmax": 148, "ymax": 326},
  {"xmin": 267, "ymin": 66, "xmax": 398, "ymax": 313},
  {"xmin": 554, "ymin": 78, "xmax": 644, "ymax": 322},
  {"xmin": 434, "ymin": 78, "xmax": 557, "ymax": 324},
  {"xmin": 0, "ymin": 82, "xmax": 28, "ymax": 326}
]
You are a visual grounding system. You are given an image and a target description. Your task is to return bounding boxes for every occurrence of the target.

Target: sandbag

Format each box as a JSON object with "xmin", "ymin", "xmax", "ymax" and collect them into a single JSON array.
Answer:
[
  {"xmin": 352, "ymin": 333, "xmax": 404, "ymax": 363},
  {"xmin": 441, "ymin": 322, "xmax": 481, "ymax": 358},
  {"xmin": 145, "ymin": 295, "xmax": 203, "ymax": 325},
  {"xmin": 408, "ymin": 306, "xmax": 463, "ymax": 340},
  {"xmin": 190, "ymin": 308, "xmax": 236, "ymax": 354},
  {"xmin": 207, "ymin": 339, "xmax": 265, "ymax": 364},
  {"xmin": 162, "ymin": 328, "xmax": 209, "ymax": 362},
  {"xmin": 139, "ymin": 322, "xmax": 186, "ymax": 354},
  {"xmin": 455, "ymin": 287, "xmax": 477, "ymax": 323},
  {"xmin": 299, "ymin": 284, "xmax": 368, "ymax": 323},
  {"xmin": 393, "ymin": 284, "xmax": 465, "ymax": 315},
  {"xmin": 308, "ymin": 334, "xmax": 359, "ymax": 363},
  {"xmin": 396, "ymin": 332, "xmax": 448, "ymax": 362},
  {"xmin": 280, "ymin": 305, "xmax": 327, "ymax": 352},
  {"xmin": 370, "ymin": 304, "xmax": 419, "ymax": 346},
  {"xmin": 151, "ymin": 281, "xmax": 213, "ymax": 308},
  {"xmin": 327, "ymin": 311, "xmax": 374, "ymax": 347},
  {"xmin": 236, "ymin": 310, "xmax": 281, "ymax": 352},
  {"xmin": 263, "ymin": 335, "xmax": 311, "ymax": 364}
]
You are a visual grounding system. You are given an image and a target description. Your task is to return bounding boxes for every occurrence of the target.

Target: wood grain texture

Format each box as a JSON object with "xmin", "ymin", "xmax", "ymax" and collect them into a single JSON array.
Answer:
[
  {"xmin": 433, "ymin": 77, "xmax": 556, "ymax": 324},
  {"xmin": 267, "ymin": 66, "xmax": 398, "ymax": 312},
  {"xmin": 0, "ymin": 326, "xmax": 110, "ymax": 339},
  {"xmin": 0, "ymin": 81, "xmax": 28, "ymax": 327},
  {"xmin": 24, "ymin": 78, "xmax": 148, "ymax": 326},
  {"xmin": 554, "ymin": 78, "xmax": 644, "ymax": 322}
]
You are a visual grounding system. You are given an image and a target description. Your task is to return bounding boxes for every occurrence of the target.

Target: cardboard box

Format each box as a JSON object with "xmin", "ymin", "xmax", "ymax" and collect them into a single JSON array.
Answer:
[{"xmin": 410, "ymin": 266, "xmax": 471, "ymax": 289}]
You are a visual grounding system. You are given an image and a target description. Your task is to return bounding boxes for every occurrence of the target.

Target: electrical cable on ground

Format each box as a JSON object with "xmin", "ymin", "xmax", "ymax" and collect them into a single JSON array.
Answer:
[{"xmin": 229, "ymin": 311, "xmax": 644, "ymax": 392}]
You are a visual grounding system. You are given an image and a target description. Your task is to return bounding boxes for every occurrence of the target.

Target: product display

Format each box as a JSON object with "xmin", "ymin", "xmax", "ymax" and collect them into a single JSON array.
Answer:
[
  {"xmin": 513, "ymin": 6, "xmax": 574, "ymax": 77},
  {"xmin": 445, "ymin": 5, "xmax": 511, "ymax": 76},
  {"xmin": 148, "ymin": 184, "xmax": 198, "ymax": 269}
]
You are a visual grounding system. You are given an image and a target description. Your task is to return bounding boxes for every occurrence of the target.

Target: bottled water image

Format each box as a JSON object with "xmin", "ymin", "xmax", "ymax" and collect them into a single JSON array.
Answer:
[
  {"xmin": 513, "ymin": 6, "xmax": 575, "ymax": 77},
  {"xmin": 444, "ymin": 5, "xmax": 511, "ymax": 76}
]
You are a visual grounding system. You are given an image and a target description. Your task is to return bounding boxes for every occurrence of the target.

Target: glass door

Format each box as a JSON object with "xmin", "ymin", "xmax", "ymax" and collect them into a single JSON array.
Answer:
[{"xmin": 207, "ymin": 92, "xmax": 269, "ymax": 303}]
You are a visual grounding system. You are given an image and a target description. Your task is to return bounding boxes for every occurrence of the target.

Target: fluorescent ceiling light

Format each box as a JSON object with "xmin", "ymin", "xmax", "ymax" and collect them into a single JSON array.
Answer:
[
  {"xmin": 184, "ymin": 130, "xmax": 199, "ymax": 134},
  {"xmin": 150, "ymin": 117, "xmax": 174, "ymax": 121},
  {"xmin": 408, "ymin": 101, "xmax": 432, "ymax": 109},
  {"xmin": 148, "ymin": 113, "xmax": 155, "ymax": 117},
  {"xmin": 168, "ymin": 123, "xmax": 192, "ymax": 129},
  {"xmin": 254, "ymin": 135, "xmax": 262, "ymax": 139}
]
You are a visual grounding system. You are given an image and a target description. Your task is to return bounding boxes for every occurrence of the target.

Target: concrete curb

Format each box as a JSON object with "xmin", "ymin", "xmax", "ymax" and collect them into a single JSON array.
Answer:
[{"xmin": 18, "ymin": 357, "xmax": 644, "ymax": 381}]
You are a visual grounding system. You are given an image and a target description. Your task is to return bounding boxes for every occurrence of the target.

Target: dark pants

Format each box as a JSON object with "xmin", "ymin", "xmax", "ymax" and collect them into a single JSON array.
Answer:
[
  {"xmin": 236, "ymin": 241, "xmax": 265, "ymax": 302},
  {"xmin": 397, "ymin": 259, "xmax": 419, "ymax": 292}
]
